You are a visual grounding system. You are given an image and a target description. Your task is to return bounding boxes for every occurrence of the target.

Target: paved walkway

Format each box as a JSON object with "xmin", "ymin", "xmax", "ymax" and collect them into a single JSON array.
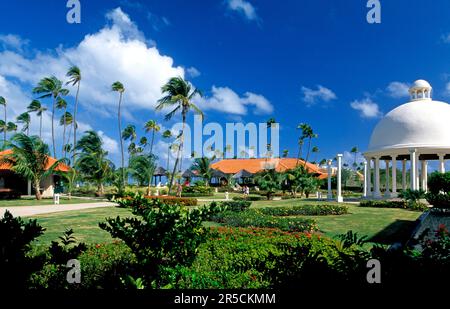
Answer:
[{"xmin": 0, "ymin": 202, "xmax": 117, "ymax": 218}]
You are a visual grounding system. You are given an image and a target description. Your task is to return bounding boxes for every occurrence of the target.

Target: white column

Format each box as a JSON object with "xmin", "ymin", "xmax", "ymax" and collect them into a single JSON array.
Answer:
[
  {"xmin": 384, "ymin": 160, "xmax": 391, "ymax": 198},
  {"xmin": 327, "ymin": 159, "xmax": 333, "ymax": 200},
  {"xmin": 402, "ymin": 159, "xmax": 407, "ymax": 190},
  {"xmin": 416, "ymin": 157, "xmax": 420, "ymax": 190},
  {"xmin": 439, "ymin": 154, "xmax": 446, "ymax": 173},
  {"xmin": 336, "ymin": 154, "xmax": 343, "ymax": 203},
  {"xmin": 363, "ymin": 160, "xmax": 368, "ymax": 198},
  {"xmin": 373, "ymin": 156, "xmax": 381, "ymax": 198},
  {"xmin": 366, "ymin": 159, "xmax": 372, "ymax": 197},
  {"xmin": 410, "ymin": 149, "xmax": 417, "ymax": 190},
  {"xmin": 421, "ymin": 160, "xmax": 428, "ymax": 192},
  {"xmin": 392, "ymin": 156, "xmax": 397, "ymax": 197},
  {"xmin": 27, "ymin": 180, "xmax": 32, "ymax": 196}
]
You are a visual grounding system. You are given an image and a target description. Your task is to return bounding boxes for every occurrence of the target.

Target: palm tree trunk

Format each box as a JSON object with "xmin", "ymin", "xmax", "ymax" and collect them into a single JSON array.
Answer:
[
  {"xmin": 118, "ymin": 92, "xmax": 125, "ymax": 191},
  {"xmin": 168, "ymin": 113, "xmax": 185, "ymax": 194},
  {"xmin": 39, "ymin": 114, "xmax": 43, "ymax": 139},
  {"xmin": 167, "ymin": 145, "xmax": 170, "ymax": 171},
  {"xmin": 73, "ymin": 81, "xmax": 80, "ymax": 167},
  {"xmin": 304, "ymin": 138, "xmax": 311, "ymax": 167},
  {"xmin": 34, "ymin": 179, "xmax": 41, "ymax": 200},
  {"xmin": 51, "ymin": 96, "xmax": 56, "ymax": 158},
  {"xmin": 296, "ymin": 144, "xmax": 303, "ymax": 167},
  {"xmin": 62, "ymin": 107, "xmax": 67, "ymax": 159},
  {"xmin": 150, "ymin": 130, "xmax": 155, "ymax": 155},
  {"xmin": 3, "ymin": 105, "xmax": 6, "ymax": 143}
]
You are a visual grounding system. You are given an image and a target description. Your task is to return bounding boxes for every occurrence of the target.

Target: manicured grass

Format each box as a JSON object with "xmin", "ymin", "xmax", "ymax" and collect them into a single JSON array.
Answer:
[
  {"xmin": 0, "ymin": 197, "xmax": 105, "ymax": 207},
  {"xmin": 30, "ymin": 199, "xmax": 422, "ymax": 246}
]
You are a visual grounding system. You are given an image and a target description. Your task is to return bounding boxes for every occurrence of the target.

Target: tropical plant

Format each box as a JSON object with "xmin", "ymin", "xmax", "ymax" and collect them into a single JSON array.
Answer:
[
  {"xmin": 191, "ymin": 157, "xmax": 213, "ymax": 185},
  {"xmin": 112, "ymin": 81, "xmax": 125, "ymax": 191},
  {"xmin": 0, "ymin": 120, "xmax": 17, "ymax": 144},
  {"xmin": 311, "ymin": 146, "xmax": 319, "ymax": 163},
  {"xmin": 59, "ymin": 111, "xmax": 73, "ymax": 159},
  {"xmin": 162, "ymin": 129, "xmax": 172, "ymax": 171},
  {"xmin": 0, "ymin": 133, "xmax": 66, "ymax": 199},
  {"xmin": 16, "ymin": 112, "xmax": 31, "ymax": 135},
  {"xmin": 27, "ymin": 100, "xmax": 47, "ymax": 138},
  {"xmin": 255, "ymin": 168, "xmax": 282, "ymax": 200},
  {"xmin": 129, "ymin": 154, "xmax": 156, "ymax": 194},
  {"xmin": 56, "ymin": 97, "xmax": 69, "ymax": 156},
  {"xmin": 144, "ymin": 120, "xmax": 160, "ymax": 155},
  {"xmin": 56, "ymin": 168, "xmax": 77, "ymax": 199},
  {"xmin": 282, "ymin": 149, "xmax": 289, "ymax": 158},
  {"xmin": 156, "ymin": 77, "xmax": 203, "ymax": 194},
  {"xmin": 298, "ymin": 123, "xmax": 317, "ymax": 166},
  {"xmin": 32, "ymin": 76, "xmax": 69, "ymax": 158},
  {"xmin": 296, "ymin": 137, "xmax": 304, "ymax": 166},
  {"xmin": 66, "ymin": 66, "xmax": 81, "ymax": 166},
  {"xmin": 0, "ymin": 96, "xmax": 6, "ymax": 144},
  {"xmin": 350, "ymin": 146, "xmax": 359, "ymax": 169},
  {"xmin": 75, "ymin": 130, "xmax": 113, "ymax": 196}
]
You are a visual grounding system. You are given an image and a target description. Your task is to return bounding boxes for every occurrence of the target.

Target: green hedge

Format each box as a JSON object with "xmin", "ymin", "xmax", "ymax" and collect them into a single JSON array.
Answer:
[
  {"xmin": 211, "ymin": 210, "xmax": 318, "ymax": 232},
  {"xmin": 259, "ymin": 204, "xmax": 348, "ymax": 216},
  {"xmin": 359, "ymin": 200, "xmax": 428, "ymax": 211},
  {"xmin": 232, "ymin": 195, "xmax": 264, "ymax": 201},
  {"xmin": 219, "ymin": 200, "xmax": 252, "ymax": 212},
  {"xmin": 181, "ymin": 192, "xmax": 214, "ymax": 197}
]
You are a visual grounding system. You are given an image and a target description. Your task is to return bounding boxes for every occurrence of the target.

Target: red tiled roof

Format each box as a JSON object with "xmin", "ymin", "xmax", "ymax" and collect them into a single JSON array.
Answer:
[
  {"xmin": 211, "ymin": 158, "xmax": 328, "ymax": 179},
  {"xmin": 0, "ymin": 149, "xmax": 70, "ymax": 172}
]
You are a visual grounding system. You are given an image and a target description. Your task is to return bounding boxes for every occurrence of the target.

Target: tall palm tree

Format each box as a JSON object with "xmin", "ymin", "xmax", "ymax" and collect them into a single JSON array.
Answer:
[
  {"xmin": 112, "ymin": 81, "xmax": 125, "ymax": 190},
  {"xmin": 76, "ymin": 130, "xmax": 113, "ymax": 195},
  {"xmin": 311, "ymin": 146, "xmax": 319, "ymax": 163},
  {"xmin": 282, "ymin": 149, "xmax": 289, "ymax": 158},
  {"xmin": 60, "ymin": 111, "xmax": 73, "ymax": 159},
  {"xmin": 298, "ymin": 123, "xmax": 318, "ymax": 166},
  {"xmin": 33, "ymin": 76, "xmax": 69, "ymax": 158},
  {"xmin": 27, "ymin": 100, "xmax": 47, "ymax": 139},
  {"xmin": 162, "ymin": 129, "xmax": 172, "ymax": 171},
  {"xmin": 156, "ymin": 77, "xmax": 203, "ymax": 194},
  {"xmin": 122, "ymin": 124, "xmax": 137, "ymax": 144},
  {"xmin": 0, "ymin": 96, "xmax": 6, "ymax": 144},
  {"xmin": 350, "ymin": 146, "xmax": 359, "ymax": 170},
  {"xmin": 144, "ymin": 120, "xmax": 160, "ymax": 155},
  {"xmin": 56, "ymin": 97, "xmax": 68, "ymax": 156},
  {"xmin": 7, "ymin": 122, "xmax": 17, "ymax": 133},
  {"xmin": 16, "ymin": 112, "xmax": 31, "ymax": 135},
  {"xmin": 296, "ymin": 137, "xmax": 304, "ymax": 166},
  {"xmin": 66, "ymin": 66, "xmax": 81, "ymax": 166},
  {"xmin": 0, "ymin": 133, "xmax": 65, "ymax": 200},
  {"xmin": 191, "ymin": 157, "xmax": 213, "ymax": 185}
]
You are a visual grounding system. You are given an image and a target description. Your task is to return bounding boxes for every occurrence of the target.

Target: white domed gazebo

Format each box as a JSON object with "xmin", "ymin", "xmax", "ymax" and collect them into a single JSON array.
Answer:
[{"xmin": 362, "ymin": 79, "xmax": 450, "ymax": 199}]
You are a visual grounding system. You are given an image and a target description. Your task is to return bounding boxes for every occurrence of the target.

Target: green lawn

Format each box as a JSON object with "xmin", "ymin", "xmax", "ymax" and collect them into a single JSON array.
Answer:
[
  {"xmin": 0, "ymin": 197, "xmax": 105, "ymax": 207},
  {"xmin": 30, "ymin": 199, "xmax": 422, "ymax": 246}
]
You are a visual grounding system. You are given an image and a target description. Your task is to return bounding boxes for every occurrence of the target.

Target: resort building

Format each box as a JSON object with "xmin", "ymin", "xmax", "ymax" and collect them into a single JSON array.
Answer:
[
  {"xmin": 0, "ymin": 149, "xmax": 70, "ymax": 198},
  {"xmin": 363, "ymin": 80, "xmax": 450, "ymax": 198}
]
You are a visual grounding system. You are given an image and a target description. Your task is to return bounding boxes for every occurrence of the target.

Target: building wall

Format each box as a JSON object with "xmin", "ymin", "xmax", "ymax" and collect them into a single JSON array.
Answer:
[{"xmin": 40, "ymin": 175, "xmax": 54, "ymax": 198}]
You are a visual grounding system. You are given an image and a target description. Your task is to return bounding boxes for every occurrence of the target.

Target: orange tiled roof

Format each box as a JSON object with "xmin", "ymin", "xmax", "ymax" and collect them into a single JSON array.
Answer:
[
  {"xmin": 211, "ymin": 158, "xmax": 328, "ymax": 179},
  {"xmin": 0, "ymin": 149, "xmax": 70, "ymax": 172}
]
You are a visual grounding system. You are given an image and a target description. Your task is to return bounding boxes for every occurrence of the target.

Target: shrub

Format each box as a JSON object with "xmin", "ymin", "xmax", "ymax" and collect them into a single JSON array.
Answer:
[
  {"xmin": 232, "ymin": 195, "xmax": 264, "ymax": 201},
  {"xmin": 99, "ymin": 199, "xmax": 223, "ymax": 287},
  {"xmin": 0, "ymin": 211, "xmax": 46, "ymax": 289},
  {"xmin": 211, "ymin": 210, "xmax": 318, "ymax": 232},
  {"xmin": 259, "ymin": 204, "xmax": 348, "ymax": 216},
  {"xmin": 144, "ymin": 195, "xmax": 198, "ymax": 206},
  {"xmin": 426, "ymin": 172, "xmax": 450, "ymax": 209},
  {"xmin": 114, "ymin": 193, "xmax": 197, "ymax": 207},
  {"xmin": 359, "ymin": 200, "xmax": 428, "ymax": 211},
  {"xmin": 183, "ymin": 185, "xmax": 213, "ymax": 195},
  {"xmin": 181, "ymin": 192, "xmax": 214, "ymax": 197},
  {"xmin": 220, "ymin": 200, "xmax": 252, "ymax": 212}
]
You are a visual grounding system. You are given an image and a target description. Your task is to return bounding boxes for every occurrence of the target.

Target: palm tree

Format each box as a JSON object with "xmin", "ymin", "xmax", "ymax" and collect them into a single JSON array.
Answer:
[
  {"xmin": 296, "ymin": 137, "xmax": 304, "ymax": 166},
  {"xmin": 122, "ymin": 124, "xmax": 137, "ymax": 144},
  {"xmin": 0, "ymin": 133, "xmax": 65, "ymax": 200},
  {"xmin": 144, "ymin": 120, "xmax": 160, "ymax": 155},
  {"xmin": 66, "ymin": 66, "xmax": 81, "ymax": 166},
  {"xmin": 56, "ymin": 97, "xmax": 68, "ymax": 156},
  {"xmin": 191, "ymin": 157, "xmax": 213, "ymax": 185},
  {"xmin": 0, "ymin": 96, "xmax": 6, "ymax": 144},
  {"xmin": 155, "ymin": 77, "xmax": 203, "ymax": 194},
  {"xmin": 0, "ymin": 121, "xmax": 17, "ymax": 138},
  {"xmin": 16, "ymin": 112, "xmax": 31, "ymax": 135},
  {"xmin": 75, "ymin": 130, "xmax": 113, "ymax": 195},
  {"xmin": 162, "ymin": 129, "xmax": 172, "ymax": 171},
  {"xmin": 33, "ymin": 76, "xmax": 69, "ymax": 158},
  {"xmin": 311, "ymin": 146, "xmax": 319, "ymax": 164},
  {"xmin": 350, "ymin": 146, "xmax": 359, "ymax": 170},
  {"xmin": 298, "ymin": 123, "xmax": 317, "ymax": 166},
  {"xmin": 282, "ymin": 149, "xmax": 289, "ymax": 158},
  {"xmin": 60, "ymin": 111, "xmax": 73, "ymax": 159},
  {"xmin": 112, "ymin": 81, "xmax": 125, "ymax": 190},
  {"xmin": 139, "ymin": 136, "xmax": 148, "ymax": 148},
  {"xmin": 129, "ymin": 154, "xmax": 156, "ymax": 189},
  {"xmin": 27, "ymin": 100, "xmax": 47, "ymax": 139}
]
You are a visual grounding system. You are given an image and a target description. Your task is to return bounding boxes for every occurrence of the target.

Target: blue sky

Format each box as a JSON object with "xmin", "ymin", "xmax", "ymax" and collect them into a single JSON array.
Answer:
[{"xmin": 1, "ymin": 0, "xmax": 450, "ymax": 168}]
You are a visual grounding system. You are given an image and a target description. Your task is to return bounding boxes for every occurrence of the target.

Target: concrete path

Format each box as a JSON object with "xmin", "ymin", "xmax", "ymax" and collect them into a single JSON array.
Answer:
[{"xmin": 0, "ymin": 202, "xmax": 117, "ymax": 218}]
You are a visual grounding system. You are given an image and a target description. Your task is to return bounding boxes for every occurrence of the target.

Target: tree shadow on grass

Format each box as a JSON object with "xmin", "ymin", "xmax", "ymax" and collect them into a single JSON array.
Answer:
[{"xmin": 368, "ymin": 219, "xmax": 419, "ymax": 245}]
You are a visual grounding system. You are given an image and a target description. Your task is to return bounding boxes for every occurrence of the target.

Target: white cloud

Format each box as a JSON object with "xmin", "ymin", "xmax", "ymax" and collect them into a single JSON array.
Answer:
[
  {"xmin": 227, "ymin": 0, "xmax": 258, "ymax": 21},
  {"xmin": 186, "ymin": 66, "xmax": 201, "ymax": 78},
  {"xmin": 0, "ymin": 7, "xmax": 184, "ymax": 116},
  {"xmin": 441, "ymin": 33, "xmax": 450, "ymax": 43},
  {"xmin": 301, "ymin": 85, "xmax": 337, "ymax": 106},
  {"xmin": 350, "ymin": 98, "xmax": 382, "ymax": 118},
  {"xmin": 0, "ymin": 34, "xmax": 29, "ymax": 52},
  {"xmin": 195, "ymin": 86, "xmax": 273, "ymax": 115},
  {"xmin": 445, "ymin": 82, "xmax": 450, "ymax": 96},
  {"xmin": 386, "ymin": 81, "xmax": 409, "ymax": 98},
  {"xmin": 98, "ymin": 130, "xmax": 119, "ymax": 155}
]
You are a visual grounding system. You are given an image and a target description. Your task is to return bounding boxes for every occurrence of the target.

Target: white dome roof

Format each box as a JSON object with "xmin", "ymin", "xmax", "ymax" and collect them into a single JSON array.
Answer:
[
  {"xmin": 410, "ymin": 79, "xmax": 431, "ymax": 89},
  {"xmin": 368, "ymin": 99, "xmax": 450, "ymax": 151}
]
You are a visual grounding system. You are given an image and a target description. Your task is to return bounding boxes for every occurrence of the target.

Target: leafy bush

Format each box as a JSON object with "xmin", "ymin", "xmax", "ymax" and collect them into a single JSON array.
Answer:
[
  {"xmin": 114, "ymin": 193, "xmax": 197, "ymax": 207},
  {"xmin": 211, "ymin": 210, "xmax": 318, "ymax": 232},
  {"xmin": 426, "ymin": 172, "xmax": 450, "ymax": 209},
  {"xmin": 0, "ymin": 211, "xmax": 46, "ymax": 289},
  {"xmin": 99, "ymin": 199, "xmax": 223, "ymax": 287},
  {"xmin": 181, "ymin": 192, "xmax": 214, "ymax": 197},
  {"xmin": 259, "ymin": 204, "xmax": 348, "ymax": 216},
  {"xmin": 183, "ymin": 185, "xmax": 213, "ymax": 195},
  {"xmin": 219, "ymin": 200, "xmax": 252, "ymax": 212},
  {"xmin": 359, "ymin": 200, "xmax": 428, "ymax": 211},
  {"xmin": 232, "ymin": 195, "xmax": 264, "ymax": 201}
]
